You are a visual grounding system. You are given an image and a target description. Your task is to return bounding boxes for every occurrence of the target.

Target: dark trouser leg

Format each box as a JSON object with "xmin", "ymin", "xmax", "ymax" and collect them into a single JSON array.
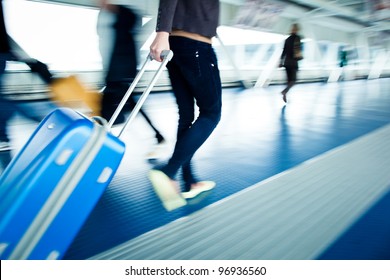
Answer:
[
  {"xmin": 0, "ymin": 57, "xmax": 13, "ymax": 142},
  {"xmin": 143, "ymin": 114, "xmax": 164, "ymax": 143},
  {"xmin": 160, "ymin": 37, "xmax": 222, "ymax": 188},
  {"xmin": 102, "ymin": 82, "xmax": 164, "ymax": 142},
  {"xmin": 282, "ymin": 66, "xmax": 297, "ymax": 94},
  {"xmin": 101, "ymin": 82, "xmax": 126, "ymax": 123},
  {"xmin": 130, "ymin": 100, "xmax": 165, "ymax": 143},
  {"xmin": 0, "ymin": 96, "xmax": 13, "ymax": 142}
]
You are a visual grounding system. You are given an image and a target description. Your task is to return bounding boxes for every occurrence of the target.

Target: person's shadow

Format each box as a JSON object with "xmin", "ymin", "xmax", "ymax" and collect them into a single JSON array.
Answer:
[{"xmin": 274, "ymin": 104, "xmax": 292, "ymax": 171}]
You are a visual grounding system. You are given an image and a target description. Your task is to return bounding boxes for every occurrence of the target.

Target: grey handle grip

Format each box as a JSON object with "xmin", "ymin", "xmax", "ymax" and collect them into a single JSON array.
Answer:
[{"xmin": 148, "ymin": 50, "xmax": 174, "ymax": 61}]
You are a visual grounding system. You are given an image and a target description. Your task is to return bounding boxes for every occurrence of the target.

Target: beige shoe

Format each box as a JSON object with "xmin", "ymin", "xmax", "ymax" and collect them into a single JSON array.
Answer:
[
  {"xmin": 148, "ymin": 170, "xmax": 187, "ymax": 211},
  {"xmin": 145, "ymin": 140, "xmax": 168, "ymax": 160},
  {"xmin": 182, "ymin": 181, "xmax": 216, "ymax": 199}
]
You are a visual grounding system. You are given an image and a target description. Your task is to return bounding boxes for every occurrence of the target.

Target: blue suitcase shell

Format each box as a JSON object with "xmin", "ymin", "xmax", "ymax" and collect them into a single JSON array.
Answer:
[{"xmin": 0, "ymin": 107, "xmax": 125, "ymax": 259}]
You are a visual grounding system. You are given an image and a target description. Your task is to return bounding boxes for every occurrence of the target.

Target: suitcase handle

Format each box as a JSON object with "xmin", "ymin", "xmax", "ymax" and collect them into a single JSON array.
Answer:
[{"xmin": 107, "ymin": 50, "xmax": 173, "ymax": 138}]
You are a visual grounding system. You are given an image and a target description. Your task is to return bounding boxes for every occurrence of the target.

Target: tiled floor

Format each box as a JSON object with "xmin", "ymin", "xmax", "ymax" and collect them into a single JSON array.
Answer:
[
  {"xmin": 1, "ymin": 78, "xmax": 389, "ymax": 260},
  {"xmin": 91, "ymin": 123, "xmax": 390, "ymax": 260}
]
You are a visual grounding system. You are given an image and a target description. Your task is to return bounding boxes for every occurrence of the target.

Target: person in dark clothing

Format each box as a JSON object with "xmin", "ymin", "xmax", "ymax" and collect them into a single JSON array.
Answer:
[
  {"xmin": 280, "ymin": 23, "xmax": 302, "ymax": 103},
  {"xmin": 339, "ymin": 47, "xmax": 348, "ymax": 68},
  {"xmin": 97, "ymin": 1, "xmax": 166, "ymax": 158},
  {"xmin": 0, "ymin": 0, "xmax": 53, "ymax": 151},
  {"xmin": 0, "ymin": 0, "xmax": 12, "ymax": 151},
  {"xmin": 148, "ymin": 0, "xmax": 222, "ymax": 211}
]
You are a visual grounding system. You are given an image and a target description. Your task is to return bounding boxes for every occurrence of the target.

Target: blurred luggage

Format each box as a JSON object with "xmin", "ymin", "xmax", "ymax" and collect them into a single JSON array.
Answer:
[
  {"xmin": 50, "ymin": 75, "xmax": 102, "ymax": 116},
  {"xmin": 9, "ymin": 35, "xmax": 101, "ymax": 115}
]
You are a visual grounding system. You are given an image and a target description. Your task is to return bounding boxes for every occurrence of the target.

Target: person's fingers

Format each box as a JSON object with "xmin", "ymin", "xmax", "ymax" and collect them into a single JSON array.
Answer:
[
  {"xmin": 149, "ymin": 49, "xmax": 162, "ymax": 62},
  {"xmin": 150, "ymin": 32, "xmax": 170, "ymax": 62}
]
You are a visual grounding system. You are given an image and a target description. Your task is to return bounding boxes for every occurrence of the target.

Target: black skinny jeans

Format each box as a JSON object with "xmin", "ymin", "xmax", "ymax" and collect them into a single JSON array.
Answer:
[{"xmin": 160, "ymin": 36, "xmax": 222, "ymax": 190}]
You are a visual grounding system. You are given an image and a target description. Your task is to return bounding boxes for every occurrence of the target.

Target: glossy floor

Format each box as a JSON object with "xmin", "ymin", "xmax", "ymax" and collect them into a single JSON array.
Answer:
[{"xmin": 2, "ymin": 78, "xmax": 389, "ymax": 259}]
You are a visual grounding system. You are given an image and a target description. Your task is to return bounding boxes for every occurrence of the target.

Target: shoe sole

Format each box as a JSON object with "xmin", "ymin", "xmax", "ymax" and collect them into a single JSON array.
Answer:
[
  {"xmin": 148, "ymin": 170, "xmax": 187, "ymax": 211},
  {"xmin": 182, "ymin": 181, "xmax": 216, "ymax": 199}
]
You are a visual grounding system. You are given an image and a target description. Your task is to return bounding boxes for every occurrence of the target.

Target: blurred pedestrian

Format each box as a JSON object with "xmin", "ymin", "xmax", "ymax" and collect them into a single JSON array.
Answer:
[
  {"xmin": 0, "ymin": 0, "xmax": 12, "ymax": 151},
  {"xmin": 97, "ymin": 0, "xmax": 166, "ymax": 158},
  {"xmin": 339, "ymin": 47, "xmax": 348, "ymax": 68},
  {"xmin": 0, "ymin": 0, "xmax": 55, "ymax": 151},
  {"xmin": 148, "ymin": 0, "xmax": 222, "ymax": 211},
  {"xmin": 279, "ymin": 23, "xmax": 303, "ymax": 103}
]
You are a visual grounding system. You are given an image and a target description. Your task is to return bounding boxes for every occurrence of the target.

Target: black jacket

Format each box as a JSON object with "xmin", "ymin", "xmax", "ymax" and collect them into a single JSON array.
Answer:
[
  {"xmin": 98, "ymin": 6, "xmax": 139, "ymax": 83},
  {"xmin": 281, "ymin": 34, "xmax": 301, "ymax": 68}
]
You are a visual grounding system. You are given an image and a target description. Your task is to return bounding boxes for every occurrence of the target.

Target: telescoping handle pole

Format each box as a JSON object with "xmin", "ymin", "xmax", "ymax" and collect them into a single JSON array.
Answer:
[{"xmin": 107, "ymin": 50, "xmax": 173, "ymax": 137}]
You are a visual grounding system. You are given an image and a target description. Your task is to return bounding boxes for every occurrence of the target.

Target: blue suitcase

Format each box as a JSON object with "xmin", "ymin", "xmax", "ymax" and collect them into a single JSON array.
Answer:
[
  {"xmin": 0, "ymin": 108, "xmax": 125, "ymax": 260},
  {"xmin": 0, "ymin": 51, "xmax": 173, "ymax": 260}
]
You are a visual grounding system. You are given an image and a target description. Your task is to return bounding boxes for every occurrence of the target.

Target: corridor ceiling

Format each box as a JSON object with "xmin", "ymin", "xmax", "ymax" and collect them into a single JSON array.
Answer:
[{"xmin": 26, "ymin": 0, "xmax": 390, "ymax": 44}]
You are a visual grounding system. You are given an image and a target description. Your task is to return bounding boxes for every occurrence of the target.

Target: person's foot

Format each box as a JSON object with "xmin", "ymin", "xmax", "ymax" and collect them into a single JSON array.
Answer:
[
  {"xmin": 156, "ymin": 133, "xmax": 165, "ymax": 144},
  {"xmin": 0, "ymin": 141, "xmax": 11, "ymax": 152},
  {"xmin": 282, "ymin": 93, "xmax": 287, "ymax": 103},
  {"xmin": 280, "ymin": 89, "xmax": 288, "ymax": 103},
  {"xmin": 182, "ymin": 181, "xmax": 216, "ymax": 199},
  {"xmin": 146, "ymin": 140, "xmax": 168, "ymax": 160},
  {"xmin": 148, "ymin": 169, "xmax": 187, "ymax": 211}
]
